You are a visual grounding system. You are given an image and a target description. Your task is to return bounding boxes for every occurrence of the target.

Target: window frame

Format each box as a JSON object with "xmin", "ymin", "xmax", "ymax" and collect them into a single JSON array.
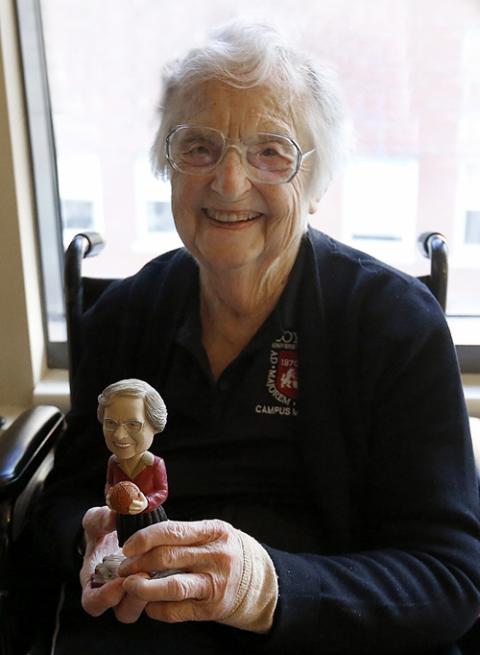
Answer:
[
  {"xmin": 16, "ymin": 0, "xmax": 66, "ymax": 367},
  {"xmin": 15, "ymin": 0, "xmax": 480, "ymax": 374}
]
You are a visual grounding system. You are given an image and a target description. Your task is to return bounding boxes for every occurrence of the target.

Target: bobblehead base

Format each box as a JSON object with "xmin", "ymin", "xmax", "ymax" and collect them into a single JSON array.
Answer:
[{"xmin": 91, "ymin": 549, "xmax": 182, "ymax": 588}]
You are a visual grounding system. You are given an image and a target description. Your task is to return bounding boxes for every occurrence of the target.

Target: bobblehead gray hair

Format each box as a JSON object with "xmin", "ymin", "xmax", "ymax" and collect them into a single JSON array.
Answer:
[
  {"xmin": 151, "ymin": 21, "xmax": 351, "ymax": 196},
  {"xmin": 97, "ymin": 379, "xmax": 167, "ymax": 433}
]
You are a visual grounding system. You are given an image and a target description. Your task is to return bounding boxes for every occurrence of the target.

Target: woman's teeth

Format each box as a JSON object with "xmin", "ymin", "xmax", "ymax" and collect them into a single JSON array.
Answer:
[{"xmin": 204, "ymin": 209, "xmax": 262, "ymax": 223}]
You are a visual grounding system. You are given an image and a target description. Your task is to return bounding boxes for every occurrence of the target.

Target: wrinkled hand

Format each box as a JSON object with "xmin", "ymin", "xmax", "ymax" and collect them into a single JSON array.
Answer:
[
  {"xmin": 80, "ymin": 506, "xmax": 147, "ymax": 623},
  {"xmin": 118, "ymin": 519, "xmax": 244, "ymax": 623}
]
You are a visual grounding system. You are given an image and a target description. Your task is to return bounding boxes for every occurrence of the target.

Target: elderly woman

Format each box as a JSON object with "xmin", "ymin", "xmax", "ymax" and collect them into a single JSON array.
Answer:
[{"xmin": 36, "ymin": 22, "xmax": 479, "ymax": 655}]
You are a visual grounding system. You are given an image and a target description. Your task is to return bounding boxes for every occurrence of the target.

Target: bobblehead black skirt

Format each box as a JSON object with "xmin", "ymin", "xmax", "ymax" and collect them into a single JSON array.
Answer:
[{"xmin": 116, "ymin": 505, "xmax": 167, "ymax": 546}]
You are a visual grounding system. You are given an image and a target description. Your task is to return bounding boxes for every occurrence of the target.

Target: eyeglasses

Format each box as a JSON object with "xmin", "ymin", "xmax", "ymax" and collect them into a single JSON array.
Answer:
[
  {"xmin": 165, "ymin": 125, "xmax": 315, "ymax": 184},
  {"xmin": 103, "ymin": 418, "xmax": 144, "ymax": 434}
]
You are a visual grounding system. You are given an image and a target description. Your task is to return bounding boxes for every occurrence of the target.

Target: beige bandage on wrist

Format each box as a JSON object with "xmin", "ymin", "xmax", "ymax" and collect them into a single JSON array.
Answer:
[{"xmin": 220, "ymin": 530, "xmax": 279, "ymax": 633}]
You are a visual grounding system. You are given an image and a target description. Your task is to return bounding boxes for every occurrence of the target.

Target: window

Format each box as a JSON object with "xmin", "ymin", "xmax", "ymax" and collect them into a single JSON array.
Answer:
[
  {"xmin": 62, "ymin": 200, "xmax": 94, "ymax": 232},
  {"xmin": 341, "ymin": 156, "xmax": 418, "ymax": 264},
  {"xmin": 58, "ymin": 153, "xmax": 103, "ymax": 247},
  {"xmin": 457, "ymin": 163, "xmax": 480, "ymax": 254},
  {"xmin": 16, "ymin": 0, "xmax": 480, "ymax": 369},
  {"xmin": 133, "ymin": 158, "xmax": 181, "ymax": 255},
  {"xmin": 147, "ymin": 203, "xmax": 172, "ymax": 233},
  {"xmin": 466, "ymin": 212, "xmax": 480, "ymax": 244}
]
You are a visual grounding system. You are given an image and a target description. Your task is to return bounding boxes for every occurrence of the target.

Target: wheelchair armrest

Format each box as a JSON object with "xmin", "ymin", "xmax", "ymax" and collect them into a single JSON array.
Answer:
[{"xmin": 0, "ymin": 406, "xmax": 64, "ymax": 496}]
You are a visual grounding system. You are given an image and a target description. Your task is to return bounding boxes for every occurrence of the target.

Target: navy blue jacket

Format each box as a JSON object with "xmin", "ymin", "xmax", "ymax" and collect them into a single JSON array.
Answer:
[{"xmin": 37, "ymin": 228, "xmax": 480, "ymax": 654}]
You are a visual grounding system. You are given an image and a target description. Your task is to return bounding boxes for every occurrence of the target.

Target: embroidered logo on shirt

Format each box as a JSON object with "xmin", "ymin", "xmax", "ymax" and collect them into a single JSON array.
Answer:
[
  {"xmin": 255, "ymin": 330, "xmax": 298, "ymax": 416},
  {"xmin": 276, "ymin": 350, "xmax": 298, "ymax": 399}
]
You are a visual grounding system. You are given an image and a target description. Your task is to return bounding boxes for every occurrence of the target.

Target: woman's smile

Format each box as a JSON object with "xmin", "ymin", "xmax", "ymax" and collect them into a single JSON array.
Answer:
[
  {"xmin": 202, "ymin": 208, "xmax": 264, "ymax": 225},
  {"xmin": 112, "ymin": 440, "xmax": 134, "ymax": 449}
]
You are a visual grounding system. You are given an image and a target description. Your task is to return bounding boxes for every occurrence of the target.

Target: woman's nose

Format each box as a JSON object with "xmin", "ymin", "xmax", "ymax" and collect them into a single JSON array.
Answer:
[
  {"xmin": 113, "ymin": 423, "xmax": 128, "ymax": 437},
  {"xmin": 210, "ymin": 148, "xmax": 252, "ymax": 199}
]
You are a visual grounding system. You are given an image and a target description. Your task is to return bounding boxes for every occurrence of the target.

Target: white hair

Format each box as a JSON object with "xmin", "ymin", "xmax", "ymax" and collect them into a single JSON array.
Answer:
[
  {"xmin": 97, "ymin": 379, "xmax": 167, "ymax": 433},
  {"xmin": 151, "ymin": 21, "xmax": 351, "ymax": 195}
]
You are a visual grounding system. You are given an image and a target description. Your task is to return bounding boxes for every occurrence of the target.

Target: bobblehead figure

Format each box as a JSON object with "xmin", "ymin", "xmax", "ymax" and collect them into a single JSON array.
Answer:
[
  {"xmin": 97, "ymin": 378, "xmax": 169, "ymax": 547},
  {"xmin": 91, "ymin": 379, "xmax": 170, "ymax": 587}
]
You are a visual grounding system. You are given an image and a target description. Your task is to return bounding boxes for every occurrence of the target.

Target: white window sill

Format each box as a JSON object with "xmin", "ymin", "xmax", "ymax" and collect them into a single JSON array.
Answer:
[{"xmin": 33, "ymin": 368, "xmax": 70, "ymax": 413}]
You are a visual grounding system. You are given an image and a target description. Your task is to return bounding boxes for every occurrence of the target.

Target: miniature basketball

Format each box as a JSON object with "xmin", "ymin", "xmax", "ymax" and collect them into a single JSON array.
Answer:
[{"xmin": 108, "ymin": 481, "xmax": 141, "ymax": 514}]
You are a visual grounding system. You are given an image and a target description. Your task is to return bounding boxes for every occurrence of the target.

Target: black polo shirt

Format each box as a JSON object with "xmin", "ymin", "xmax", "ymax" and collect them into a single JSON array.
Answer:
[{"xmin": 158, "ymin": 238, "xmax": 325, "ymax": 552}]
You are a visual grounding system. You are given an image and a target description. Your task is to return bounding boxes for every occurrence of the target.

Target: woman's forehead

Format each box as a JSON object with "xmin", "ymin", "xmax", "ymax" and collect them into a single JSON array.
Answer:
[
  {"xmin": 105, "ymin": 395, "xmax": 144, "ymax": 416},
  {"xmin": 172, "ymin": 79, "xmax": 300, "ymax": 136}
]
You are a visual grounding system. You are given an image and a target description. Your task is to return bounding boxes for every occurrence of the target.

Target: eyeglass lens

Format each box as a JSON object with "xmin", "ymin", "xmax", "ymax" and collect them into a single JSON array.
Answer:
[
  {"xmin": 167, "ymin": 127, "xmax": 299, "ymax": 181},
  {"xmin": 103, "ymin": 419, "xmax": 142, "ymax": 434}
]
